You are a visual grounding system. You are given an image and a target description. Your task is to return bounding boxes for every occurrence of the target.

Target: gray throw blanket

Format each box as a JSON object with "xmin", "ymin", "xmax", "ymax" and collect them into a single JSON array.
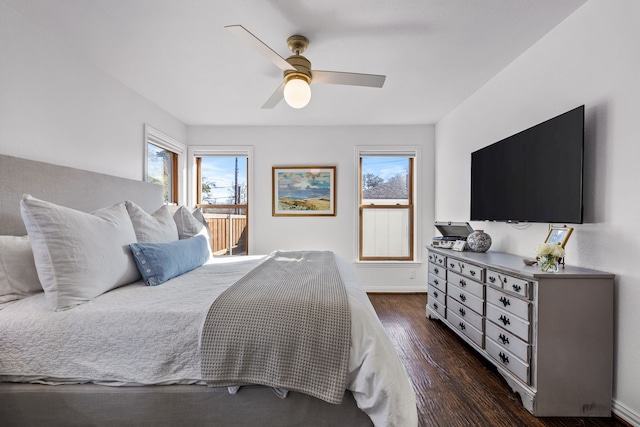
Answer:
[{"xmin": 200, "ymin": 250, "xmax": 351, "ymax": 404}]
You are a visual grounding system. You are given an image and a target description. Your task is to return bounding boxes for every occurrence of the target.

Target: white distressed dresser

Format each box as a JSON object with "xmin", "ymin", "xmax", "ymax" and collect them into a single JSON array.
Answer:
[{"xmin": 426, "ymin": 246, "xmax": 614, "ymax": 416}]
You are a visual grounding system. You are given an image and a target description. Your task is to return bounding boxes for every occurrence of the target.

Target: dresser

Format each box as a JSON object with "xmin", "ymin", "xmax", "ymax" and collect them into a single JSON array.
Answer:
[{"xmin": 426, "ymin": 247, "xmax": 614, "ymax": 417}]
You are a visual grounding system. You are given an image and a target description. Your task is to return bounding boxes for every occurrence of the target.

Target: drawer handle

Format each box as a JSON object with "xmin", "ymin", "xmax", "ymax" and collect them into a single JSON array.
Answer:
[
  {"xmin": 434, "ymin": 279, "xmax": 439, "ymax": 286},
  {"xmin": 499, "ymin": 296, "xmax": 510, "ymax": 307},
  {"xmin": 498, "ymin": 315, "xmax": 510, "ymax": 326},
  {"xmin": 470, "ymin": 270, "xmax": 476, "ymax": 277},
  {"xmin": 438, "ymin": 259, "xmax": 444, "ymax": 265},
  {"xmin": 434, "ymin": 267, "xmax": 439, "ymax": 275},
  {"xmin": 433, "ymin": 302, "xmax": 439, "ymax": 310},
  {"xmin": 459, "ymin": 293, "xmax": 466, "ymax": 302},
  {"xmin": 459, "ymin": 307, "xmax": 466, "ymax": 317},
  {"xmin": 449, "ymin": 262, "xmax": 455, "ymax": 268},
  {"xmin": 512, "ymin": 284, "xmax": 522, "ymax": 292},
  {"xmin": 498, "ymin": 334, "xmax": 510, "ymax": 345},
  {"xmin": 489, "ymin": 276, "xmax": 496, "ymax": 283},
  {"xmin": 459, "ymin": 322, "xmax": 466, "ymax": 330},
  {"xmin": 499, "ymin": 352, "xmax": 510, "ymax": 364},
  {"xmin": 503, "ymin": 277, "xmax": 508, "ymax": 284},
  {"xmin": 434, "ymin": 291, "xmax": 439, "ymax": 298},
  {"xmin": 459, "ymin": 279, "xmax": 466, "ymax": 287}
]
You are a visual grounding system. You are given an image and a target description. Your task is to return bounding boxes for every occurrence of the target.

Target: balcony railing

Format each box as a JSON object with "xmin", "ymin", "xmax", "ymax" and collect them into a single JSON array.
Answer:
[{"xmin": 198, "ymin": 204, "xmax": 247, "ymax": 256}]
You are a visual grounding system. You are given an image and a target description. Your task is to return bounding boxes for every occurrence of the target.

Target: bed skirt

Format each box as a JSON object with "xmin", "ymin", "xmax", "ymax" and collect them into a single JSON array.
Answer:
[{"xmin": 0, "ymin": 383, "xmax": 373, "ymax": 426}]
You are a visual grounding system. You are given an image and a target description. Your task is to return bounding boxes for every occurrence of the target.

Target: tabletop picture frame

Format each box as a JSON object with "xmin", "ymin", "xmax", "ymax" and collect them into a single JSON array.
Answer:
[
  {"xmin": 272, "ymin": 166, "xmax": 336, "ymax": 216},
  {"xmin": 544, "ymin": 226, "xmax": 574, "ymax": 248}
]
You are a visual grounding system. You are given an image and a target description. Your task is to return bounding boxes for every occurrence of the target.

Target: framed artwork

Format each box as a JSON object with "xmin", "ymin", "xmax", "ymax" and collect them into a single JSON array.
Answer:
[
  {"xmin": 544, "ymin": 227, "xmax": 574, "ymax": 248},
  {"xmin": 272, "ymin": 166, "xmax": 336, "ymax": 216}
]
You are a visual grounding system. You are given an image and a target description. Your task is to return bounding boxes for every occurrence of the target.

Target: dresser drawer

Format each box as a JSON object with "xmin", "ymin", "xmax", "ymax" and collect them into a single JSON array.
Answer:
[
  {"xmin": 485, "ymin": 321, "xmax": 530, "ymax": 363},
  {"xmin": 502, "ymin": 275, "xmax": 531, "ymax": 299},
  {"xmin": 448, "ymin": 271, "xmax": 484, "ymax": 300},
  {"xmin": 447, "ymin": 309, "xmax": 484, "ymax": 348},
  {"xmin": 428, "ymin": 251, "xmax": 447, "ymax": 268},
  {"xmin": 486, "ymin": 287, "xmax": 530, "ymax": 321},
  {"xmin": 446, "ymin": 257, "xmax": 463, "ymax": 274},
  {"xmin": 460, "ymin": 262, "xmax": 484, "ymax": 282},
  {"xmin": 486, "ymin": 303, "xmax": 530, "ymax": 342},
  {"xmin": 448, "ymin": 286, "xmax": 484, "ymax": 317},
  {"xmin": 447, "ymin": 296, "xmax": 484, "ymax": 331},
  {"xmin": 428, "ymin": 262, "xmax": 447, "ymax": 280},
  {"xmin": 428, "ymin": 285, "xmax": 446, "ymax": 306},
  {"xmin": 486, "ymin": 269, "xmax": 531, "ymax": 299},
  {"xmin": 433, "ymin": 253, "xmax": 447, "ymax": 268},
  {"xmin": 428, "ymin": 273, "xmax": 446, "ymax": 294},
  {"xmin": 428, "ymin": 298, "xmax": 446, "ymax": 318},
  {"xmin": 485, "ymin": 269, "xmax": 503, "ymax": 289},
  {"xmin": 486, "ymin": 338, "xmax": 530, "ymax": 384}
]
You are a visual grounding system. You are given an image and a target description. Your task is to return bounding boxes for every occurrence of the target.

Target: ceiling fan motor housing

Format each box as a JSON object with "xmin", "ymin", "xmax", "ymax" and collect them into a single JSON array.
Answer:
[
  {"xmin": 284, "ymin": 54, "xmax": 311, "ymax": 84},
  {"xmin": 284, "ymin": 35, "xmax": 311, "ymax": 84}
]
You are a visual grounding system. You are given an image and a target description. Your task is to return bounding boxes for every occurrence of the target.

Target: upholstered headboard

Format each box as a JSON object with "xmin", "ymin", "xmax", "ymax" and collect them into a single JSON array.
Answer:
[{"xmin": 0, "ymin": 154, "xmax": 164, "ymax": 235}]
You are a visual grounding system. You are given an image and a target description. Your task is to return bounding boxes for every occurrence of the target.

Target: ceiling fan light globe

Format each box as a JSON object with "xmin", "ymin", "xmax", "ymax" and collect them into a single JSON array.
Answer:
[{"xmin": 284, "ymin": 78, "xmax": 311, "ymax": 109}]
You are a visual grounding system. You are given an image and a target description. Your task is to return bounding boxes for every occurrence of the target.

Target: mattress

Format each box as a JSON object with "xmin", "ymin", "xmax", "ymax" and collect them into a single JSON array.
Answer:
[{"xmin": 0, "ymin": 254, "xmax": 417, "ymax": 426}]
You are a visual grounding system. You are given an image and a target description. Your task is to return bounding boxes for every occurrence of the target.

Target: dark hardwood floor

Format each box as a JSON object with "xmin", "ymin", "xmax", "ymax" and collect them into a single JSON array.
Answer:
[{"xmin": 367, "ymin": 293, "xmax": 627, "ymax": 427}]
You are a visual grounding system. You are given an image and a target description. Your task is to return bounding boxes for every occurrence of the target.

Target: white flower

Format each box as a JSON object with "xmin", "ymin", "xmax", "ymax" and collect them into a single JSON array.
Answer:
[
  {"xmin": 535, "ymin": 243, "xmax": 553, "ymax": 256},
  {"xmin": 550, "ymin": 243, "xmax": 565, "ymax": 258},
  {"xmin": 535, "ymin": 242, "xmax": 565, "ymax": 258}
]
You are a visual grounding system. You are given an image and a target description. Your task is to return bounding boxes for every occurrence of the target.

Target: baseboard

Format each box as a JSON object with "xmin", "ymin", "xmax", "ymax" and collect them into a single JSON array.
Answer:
[
  {"xmin": 364, "ymin": 285, "xmax": 427, "ymax": 293},
  {"xmin": 613, "ymin": 400, "xmax": 640, "ymax": 426}
]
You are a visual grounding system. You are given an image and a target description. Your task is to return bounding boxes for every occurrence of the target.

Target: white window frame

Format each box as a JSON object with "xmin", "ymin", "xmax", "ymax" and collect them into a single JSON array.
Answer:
[
  {"xmin": 187, "ymin": 145, "xmax": 254, "ymax": 254},
  {"xmin": 355, "ymin": 145, "xmax": 422, "ymax": 264},
  {"xmin": 143, "ymin": 124, "xmax": 187, "ymax": 205}
]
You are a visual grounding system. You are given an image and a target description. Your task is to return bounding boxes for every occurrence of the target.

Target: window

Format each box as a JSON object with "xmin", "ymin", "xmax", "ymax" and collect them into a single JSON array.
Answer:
[
  {"xmin": 358, "ymin": 149, "xmax": 416, "ymax": 261},
  {"xmin": 144, "ymin": 125, "xmax": 185, "ymax": 204},
  {"xmin": 147, "ymin": 143, "xmax": 178, "ymax": 203},
  {"xmin": 189, "ymin": 146, "xmax": 252, "ymax": 256}
]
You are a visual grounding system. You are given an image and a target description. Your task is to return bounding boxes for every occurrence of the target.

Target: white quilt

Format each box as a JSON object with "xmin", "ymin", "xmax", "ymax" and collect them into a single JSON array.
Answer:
[{"xmin": 0, "ymin": 254, "xmax": 417, "ymax": 427}]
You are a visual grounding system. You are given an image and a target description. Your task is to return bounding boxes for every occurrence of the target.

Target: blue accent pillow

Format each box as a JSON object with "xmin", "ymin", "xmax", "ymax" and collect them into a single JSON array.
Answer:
[{"xmin": 129, "ymin": 236, "xmax": 210, "ymax": 286}]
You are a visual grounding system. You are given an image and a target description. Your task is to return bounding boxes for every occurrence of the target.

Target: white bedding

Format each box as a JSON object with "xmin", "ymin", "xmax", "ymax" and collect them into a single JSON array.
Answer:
[{"xmin": 0, "ymin": 254, "xmax": 417, "ymax": 426}]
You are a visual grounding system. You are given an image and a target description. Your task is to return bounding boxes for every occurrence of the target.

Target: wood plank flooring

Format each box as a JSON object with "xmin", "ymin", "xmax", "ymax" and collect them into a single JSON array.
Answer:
[{"xmin": 367, "ymin": 293, "xmax": 628, "ymax": 427}]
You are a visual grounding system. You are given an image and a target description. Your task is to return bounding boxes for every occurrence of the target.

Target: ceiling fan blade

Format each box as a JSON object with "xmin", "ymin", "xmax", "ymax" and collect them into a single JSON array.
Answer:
[
  {"xmin": 225, "ymin": 25, "xmax": 295, "ymax": 72},
  {"xmin": 262, "ymin": 82, "xmax": 285, "ymax": 109},
  {"xmin": 312, "ymin": 70, "xmax": 386, "ymax": 88}
]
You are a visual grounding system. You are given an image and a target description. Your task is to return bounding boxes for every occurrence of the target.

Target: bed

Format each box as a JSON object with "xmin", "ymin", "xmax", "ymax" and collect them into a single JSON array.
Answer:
[{"xmin": 0, "ymin": 154, "xmax": 418, "ymax": 426}]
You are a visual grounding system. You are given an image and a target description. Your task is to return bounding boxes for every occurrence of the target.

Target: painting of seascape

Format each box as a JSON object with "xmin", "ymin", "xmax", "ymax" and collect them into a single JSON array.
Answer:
[{"xmin": 272, "ymin": 166, "xmax": 336, "ymax": 216}]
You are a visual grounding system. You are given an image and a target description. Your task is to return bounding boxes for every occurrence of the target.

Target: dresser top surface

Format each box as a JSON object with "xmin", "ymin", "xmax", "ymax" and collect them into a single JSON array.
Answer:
[{"xmin": 427, "ymin": 246, "xmax": 615, "ymax": 279}]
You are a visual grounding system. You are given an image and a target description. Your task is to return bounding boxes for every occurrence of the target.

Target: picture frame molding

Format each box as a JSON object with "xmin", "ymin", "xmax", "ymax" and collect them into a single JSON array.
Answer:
[
  {"xmin": 272, "ymin": 165, "xmax": 336, "ymax": 217},
  {"xmin": 544, "ymin": 226, "xmax": 574, "ymax": 248}
]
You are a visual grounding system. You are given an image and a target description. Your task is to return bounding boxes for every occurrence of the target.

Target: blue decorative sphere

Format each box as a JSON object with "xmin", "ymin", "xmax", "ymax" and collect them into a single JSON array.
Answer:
[{"xmin": 467, "ymin": 230, "xmax": 492, "ymax": 252}]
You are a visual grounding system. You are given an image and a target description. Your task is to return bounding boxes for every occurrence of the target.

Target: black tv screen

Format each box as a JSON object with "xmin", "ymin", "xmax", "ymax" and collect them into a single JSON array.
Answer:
[{"xmin": 470, "ymin": 105, "xmax": 584, "ymax": 224}]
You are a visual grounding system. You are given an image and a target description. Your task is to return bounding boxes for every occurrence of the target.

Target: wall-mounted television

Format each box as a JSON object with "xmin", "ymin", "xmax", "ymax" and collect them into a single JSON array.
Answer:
[{"xmin": 470, "ymin": 105, "xmax": 584, "ymax": 224}]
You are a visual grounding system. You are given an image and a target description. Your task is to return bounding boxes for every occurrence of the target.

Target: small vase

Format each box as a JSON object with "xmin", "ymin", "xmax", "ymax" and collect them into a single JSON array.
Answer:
[
  {"xmin": 467, "ymin": 230, "xmax": 492, "ymax": 253},
  {"xmin": 539, "ymin": 255, "xmax": 559, "ymax": 273}
]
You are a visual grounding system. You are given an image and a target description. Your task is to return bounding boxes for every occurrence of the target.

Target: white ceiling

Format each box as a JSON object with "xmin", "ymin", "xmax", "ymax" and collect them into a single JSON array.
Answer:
[{"xmin": 4, "ymin": 0, "xmax": 586, "ymax": 126}]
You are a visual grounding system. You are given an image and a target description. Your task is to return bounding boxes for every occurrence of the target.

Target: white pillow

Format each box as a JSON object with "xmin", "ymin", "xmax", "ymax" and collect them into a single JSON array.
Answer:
[
  {"xmin": 20, "ymin": 195, "xmax": 140, "ymax": 311},
  {"xmin": 173, "ymin": 206, "xmax": 208, "ymax": 238},
  {"xmin": 125, "ymin": 201, "xmax": 179, "ymax": 243},
  {"xmin": 173, "ymin": 206, "xmax": 211, "ymax": 255},
  {"xmin": 0, "ymin": 235, "xmax": 42, "ymax": 309}
]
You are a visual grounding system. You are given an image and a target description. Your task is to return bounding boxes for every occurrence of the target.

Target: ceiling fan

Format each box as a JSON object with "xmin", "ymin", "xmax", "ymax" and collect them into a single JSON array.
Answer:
[{"xmin": 225, "ymin": 25, "xmax": 386, "ymax": 109}]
